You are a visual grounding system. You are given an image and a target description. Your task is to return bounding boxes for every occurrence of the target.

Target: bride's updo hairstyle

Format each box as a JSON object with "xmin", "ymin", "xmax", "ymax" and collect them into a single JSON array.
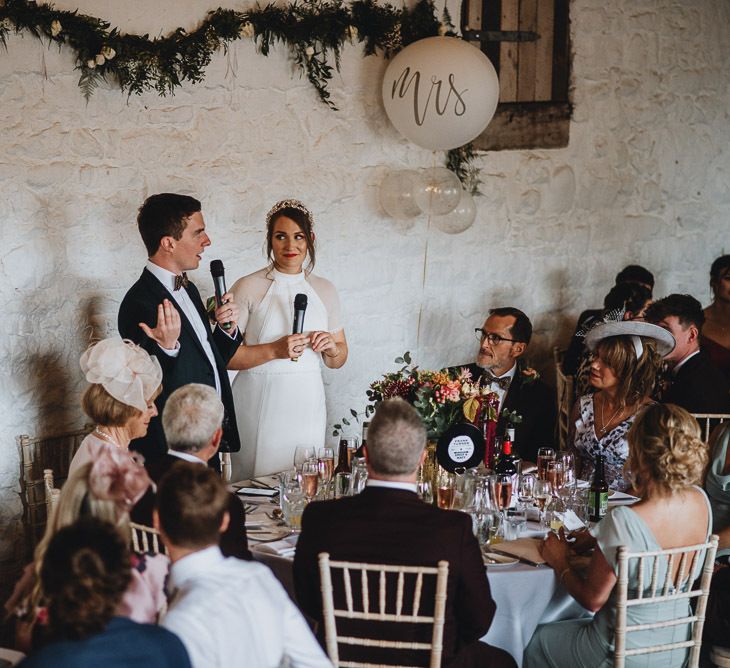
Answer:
[
  {"xmin": 265, "ymin": 199, "xmax": 316, "ymax": 273},
  {"xmin": 626, "ymin": 403, "xmax": 708, "ymax": 495}
]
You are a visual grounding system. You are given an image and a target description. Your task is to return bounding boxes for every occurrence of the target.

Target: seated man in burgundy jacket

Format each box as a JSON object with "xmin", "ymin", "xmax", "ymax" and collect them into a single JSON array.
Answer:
[{"xmin": 293, "ymin": 398, "xmax": 515, "ymax": 668}]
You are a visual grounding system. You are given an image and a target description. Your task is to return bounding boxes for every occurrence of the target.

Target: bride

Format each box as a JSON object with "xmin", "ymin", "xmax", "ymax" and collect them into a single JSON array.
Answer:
[{"xmin": 227, "ymin": 199, "xmax": 348, "ymax": 480}]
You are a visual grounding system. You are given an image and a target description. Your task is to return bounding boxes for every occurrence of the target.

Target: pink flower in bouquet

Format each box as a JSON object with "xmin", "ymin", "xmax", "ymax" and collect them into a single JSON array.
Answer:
[
  {"xmin": 442, "ymin": 379, "xmax": 462, "ymax": 402},
  {"xmin": 457, "ymin": 367, "xmax": 473, "ymax": 382}
]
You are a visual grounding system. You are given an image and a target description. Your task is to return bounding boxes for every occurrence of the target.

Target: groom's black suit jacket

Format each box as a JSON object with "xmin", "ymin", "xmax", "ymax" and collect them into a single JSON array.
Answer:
[
  {"xmin": 118, "ymin": 268, "xmax": 242, "ymax": 464},
  {"xmin": 459, "ymin": 363, "xmax": 557, "ymax": 463}
]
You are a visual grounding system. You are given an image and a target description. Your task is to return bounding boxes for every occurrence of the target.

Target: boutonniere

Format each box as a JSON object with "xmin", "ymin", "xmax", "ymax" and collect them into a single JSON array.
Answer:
[
  {"xmin": 520, "ymin": 367, "xmax": 540, "ymax": 384},
  {"xmin": 502, "ymin": 409, "xmax": 523, "ymax": 426}
]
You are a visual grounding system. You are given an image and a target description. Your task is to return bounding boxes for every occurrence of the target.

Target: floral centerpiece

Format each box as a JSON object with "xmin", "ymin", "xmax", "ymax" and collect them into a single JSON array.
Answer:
[{"xmin": 345, "ymin": 353, "xmax": 500, "ymax": 471}]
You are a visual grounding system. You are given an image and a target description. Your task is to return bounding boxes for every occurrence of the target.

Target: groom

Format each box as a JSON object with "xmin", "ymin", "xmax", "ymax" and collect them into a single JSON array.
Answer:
[{"xmin": 118, "ymin": 193, "xmax": 242, "ymax": 467}]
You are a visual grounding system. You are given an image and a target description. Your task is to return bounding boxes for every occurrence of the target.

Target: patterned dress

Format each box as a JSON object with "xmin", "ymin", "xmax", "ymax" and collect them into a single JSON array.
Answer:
[{"xmin": 573, "ymin": 394, "xmax": 636, "ymax": 491}]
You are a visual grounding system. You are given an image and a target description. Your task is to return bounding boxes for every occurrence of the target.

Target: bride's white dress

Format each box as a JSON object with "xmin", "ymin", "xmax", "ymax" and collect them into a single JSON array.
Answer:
[{"xmin": 229, "ymin": 267, "xmax": 342, "ymax": 480}]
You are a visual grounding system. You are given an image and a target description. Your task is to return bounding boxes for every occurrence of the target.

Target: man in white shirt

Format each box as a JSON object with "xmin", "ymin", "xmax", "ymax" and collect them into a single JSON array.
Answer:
[
  {"xmin": 156, "ymin": 462, "xmax": 331, "ymax": 668},
  {"xmin": 118, "ymin": 193, "xmax": 243, "ymax": 468}
]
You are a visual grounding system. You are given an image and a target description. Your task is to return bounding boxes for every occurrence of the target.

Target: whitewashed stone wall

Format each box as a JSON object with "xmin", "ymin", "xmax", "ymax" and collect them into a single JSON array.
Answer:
[{"xmin": 1, "ymin": 0, "xmax": 728, "ymax": 569}]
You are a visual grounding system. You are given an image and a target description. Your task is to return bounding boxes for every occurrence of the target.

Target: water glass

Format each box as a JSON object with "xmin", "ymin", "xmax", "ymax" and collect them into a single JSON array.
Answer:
[
  {"xmin": 504, "ymin": 506, "xmax": 527, "ymax": 540},
  {"xmin": 517, "ymin": 473, "xmax": 536, "ymax": 505},
  {"xmin": 277, "ymin": 468, "xmax": 298, "ymax": 510},
  {"xmin": 334, "ymin": 471, "xmax": 352, "ymax": 499},
  {"xmin": 350, "ymin": 457, "xmax": 368, "ymax": 495},
  {"xmin": 282, "ymin": 484, "xmax": 305, "ymax": 530},
  {"xmin": 534, "ymin": 479, "xmax": 553, "ymax": 527}
]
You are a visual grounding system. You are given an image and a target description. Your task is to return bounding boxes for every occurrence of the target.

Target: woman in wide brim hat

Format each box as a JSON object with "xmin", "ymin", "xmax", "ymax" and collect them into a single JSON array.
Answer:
[{"xmin": 570, "ymin": 320, "xmax": 675, "ymax": 491}]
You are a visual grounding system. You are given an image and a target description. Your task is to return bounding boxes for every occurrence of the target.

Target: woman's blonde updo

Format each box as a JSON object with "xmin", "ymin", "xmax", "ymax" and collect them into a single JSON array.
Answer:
[{"xmin": 626, "ymin": 403, "xmax": 708, "ymax": 494}]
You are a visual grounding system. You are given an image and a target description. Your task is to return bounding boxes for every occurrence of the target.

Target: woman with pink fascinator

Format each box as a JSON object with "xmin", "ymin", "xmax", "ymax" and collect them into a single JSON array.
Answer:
[
  {"xmin": 70, "ymin": 338, "xmax": 163, "ymax": 474},
  {"xmin": 5, "ymin": 447, "xmax": 167, "ymax": 653}
]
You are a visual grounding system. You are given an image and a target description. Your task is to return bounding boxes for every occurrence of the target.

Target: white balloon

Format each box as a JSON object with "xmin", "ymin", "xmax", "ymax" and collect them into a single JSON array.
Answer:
[
  {"xmin": 433, "ymin": 189, "xmax": 477, "ymax": 234},
  {"xmin": 382, "ymin": 36, "xmax": 500, "ymax": 151},
  {"xmin": 414, "ymin": 167, "xmax": 462, "ymax": 216},
  {"xmin": 379, "ymin": 170, "xmax": 421, "ymax": 219}
]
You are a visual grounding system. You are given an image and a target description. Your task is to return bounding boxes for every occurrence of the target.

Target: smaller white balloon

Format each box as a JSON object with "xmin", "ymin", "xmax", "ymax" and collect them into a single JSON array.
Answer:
[
  {"xmin": 433, "ymin": 189, "xmax": 477, "ymax": 234},
  {"xmin": 379, "ymin": 170, "xmax": 422, "ymax": 219},
  {"xmin": 414, "ymin": 167, "xmax": 462, "ymax": 216}
]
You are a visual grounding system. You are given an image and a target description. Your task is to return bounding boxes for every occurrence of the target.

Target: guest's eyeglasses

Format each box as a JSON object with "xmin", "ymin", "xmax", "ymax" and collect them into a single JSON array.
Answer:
[{"xmin": 474, "ymin": 328, "xmax": 519, "ymax": 345}]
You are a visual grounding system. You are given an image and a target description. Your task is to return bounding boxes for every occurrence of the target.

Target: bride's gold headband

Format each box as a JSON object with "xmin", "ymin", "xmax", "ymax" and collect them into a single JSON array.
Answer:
[{"xmin": 266, "ymin": 199, "xmax": 314, "ymax": 226}]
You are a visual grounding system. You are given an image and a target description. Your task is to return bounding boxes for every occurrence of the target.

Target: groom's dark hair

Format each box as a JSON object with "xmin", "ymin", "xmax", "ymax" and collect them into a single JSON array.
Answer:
[{"xmin": 137, "ymin": 193, "xmax": 201, "ymax": 256}]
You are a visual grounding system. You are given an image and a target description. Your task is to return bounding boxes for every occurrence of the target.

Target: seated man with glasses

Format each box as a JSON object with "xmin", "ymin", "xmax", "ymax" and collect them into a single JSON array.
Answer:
[{"xmin": 457, "ymin": 307, "xmax": 556, "ymax": 463}]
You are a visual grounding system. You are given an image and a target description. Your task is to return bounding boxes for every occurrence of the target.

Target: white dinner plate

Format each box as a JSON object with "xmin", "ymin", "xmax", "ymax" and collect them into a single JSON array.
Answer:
[{"xmin": 482, "ymin": 551, "xmax": 519, "ymax": 568}]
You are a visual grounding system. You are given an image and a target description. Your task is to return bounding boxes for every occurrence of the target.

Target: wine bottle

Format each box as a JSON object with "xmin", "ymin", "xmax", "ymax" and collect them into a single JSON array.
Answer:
[
  {"xmin": 589, "ymin": 454, "xmax": 609, "ymax": 522},
  {"xmin": 333, "ymin": 438, "xmax": 351, "ymax": 475},
  {"xmin": 494, "ymin": 435, "xmax": 517, "ymax": 478}
]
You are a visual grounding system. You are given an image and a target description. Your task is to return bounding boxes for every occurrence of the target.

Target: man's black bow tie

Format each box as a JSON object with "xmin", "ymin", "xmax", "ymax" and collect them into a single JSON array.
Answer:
[{"xmin": 173, "ymin": 273, "xmax": 189, "ymax": 291}]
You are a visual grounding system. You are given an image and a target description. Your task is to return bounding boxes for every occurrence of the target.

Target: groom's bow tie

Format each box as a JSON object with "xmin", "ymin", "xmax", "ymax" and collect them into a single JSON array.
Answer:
[{"xmin": 174, "ymin": 273, "xmax": 189, "ymax": 291}]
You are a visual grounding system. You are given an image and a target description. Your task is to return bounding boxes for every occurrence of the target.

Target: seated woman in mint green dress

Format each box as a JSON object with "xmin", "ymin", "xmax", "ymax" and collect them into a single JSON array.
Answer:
[{"xmin": 525, "ymin": 403, "xmax": 711, "ymax": 668}]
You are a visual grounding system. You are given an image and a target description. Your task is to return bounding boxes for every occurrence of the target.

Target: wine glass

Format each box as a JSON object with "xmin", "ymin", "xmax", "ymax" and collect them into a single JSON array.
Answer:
[
  {"xmin": 293, "ymin": 445, "xmax": 316, "ymax": 472},
  {"xmin": 534, "ymin": 479, "xmax": 553, "ymax": 528},
  {"xmin": 537, "ymin": 447, "xmax": 556, "ymax": 480},
  {"xmin": 517, "ymin": 473, "xmax": 536, "ymax": 508},
  {"xmin": 301, "ymin": 459, "xmax": 319, "ymax": 501},
  {"xmin": 546, "ymin": 460, "xmax": 565, "ymax": 492},
  {"xmin": 558, "ymin": 452, "xmax": 576, "ymax": 499},
  {"xmin": 318, "ymin": 446, "xmax": 335, "ymax": 494},
  {"xmin": 494, "ymin": 474, "xmax": 513, "ymax": 514}
]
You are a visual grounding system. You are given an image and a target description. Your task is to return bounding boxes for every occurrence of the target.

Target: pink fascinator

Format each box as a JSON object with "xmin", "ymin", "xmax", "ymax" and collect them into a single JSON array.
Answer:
[
  {"xmin": 88, "ymin": 445, "xmax": 151, "ymax": 511},
  {"xmin": 80, "ymin": 338, "xmax": 162, "ymax": 412}
]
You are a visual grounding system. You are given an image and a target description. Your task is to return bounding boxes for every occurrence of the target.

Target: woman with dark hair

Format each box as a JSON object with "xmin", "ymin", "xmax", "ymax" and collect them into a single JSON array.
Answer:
[
  {"xmin": 228, "ymin": 200, "xmax": 348, "ymax": 479},
  {"xmin": 525, "ymin": 403, "xmax": 712, "ymax": 667},
  {"xmin": 569, "ymin": 321, "xmax": 674, "ymax": 491},
  {"xmin": 17, "ymin": 518, "xmax": 189, "ymax": 667},
  {"xmin": 702, "ymin": 254, "xmax": 730, "ymax": 381}
]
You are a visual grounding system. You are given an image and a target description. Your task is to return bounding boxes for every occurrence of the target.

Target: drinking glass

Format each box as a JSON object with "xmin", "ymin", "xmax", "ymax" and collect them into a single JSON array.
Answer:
[
  {"xmin": 534, "ymin": 479, "xmax": 553, "ymax": 527},
  {"xmin": 277, "ymin": 468, "xmax": 298, "ymax": 511},
  {"xmin": 334, "ymin": 471, "xmax": 352, "ymax": 499},
  {"xmin": 282, "ymin": 481, "xmax": 305, "ymax": 530},
  {"xmin": 293, "ymin": 446, "xmax": 316, "ymax": 472},
  {"xmin": 505, "ymin": 506, "xmax": 527, "ymax": 540},
  {"xmin": 537, "ymin": 447, "xmax": 556, "ymax": 480},
  {"xmin": 517, "ymin": 473, "xmax": 536, "ymax": 506},
  {"xmin": 301, "ymin": 459, "xmax": 319, "ymax": 501},
  {"xmin": 436, "ymin": 470, "xmax": 456, "ymax": 510},
  {"xmin": 342, "ymin": 436, "xmax": 360, "ymax": 468},
  {"xmin": 546, "ymin": 460, "xmax": 565, "ymax": 491},
  {"xmin": 350, "ymin": 457, "xmax": 368, "ymax": 495},
  {"xmin": 417, "ymin": 480, "xmax": 433, "ymax": 504},
  {"xmin": 318, "ymin": 447, "xmax": 335, "ymax": 487},
  {"xmin": 558, "ymin": 452, "xmax": 576, "ymax": 490},
  {"xmin": 494, "ymin": 474, "xmax": 513, "ymax": 512}
]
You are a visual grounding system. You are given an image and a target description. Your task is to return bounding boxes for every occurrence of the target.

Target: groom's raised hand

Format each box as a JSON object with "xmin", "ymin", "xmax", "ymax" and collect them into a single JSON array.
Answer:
[{"xmin": 139, "ymin": 299, "xmax": 181, "ymax": 350}]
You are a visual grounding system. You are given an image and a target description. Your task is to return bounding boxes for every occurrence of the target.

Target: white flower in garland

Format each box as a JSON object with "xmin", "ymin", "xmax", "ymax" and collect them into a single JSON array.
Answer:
[
  {"xmin": 50, "ymin": 20, "xmax": 62, "ymax": 37},
  {"xmin": 101, "ymin": 46, "xmax": 116, "ymax": 60},
  {"xmin": 239, "ymin": 22, "xmax": 254, "ymax": 38},
  {"xmin": 86, "ymin": 58, "xmax": 96, "ymax": 69},
  {"xmin": 95, "ymin": 53, "xmax": 106, "ymax": 66},
  {"xmin": 437, "ymin": 23, "xmax": 448, "ymax": 36},
  {"xmin": 346, "ymin": 25, "xmax": 358, "ymax": 41},
  {"xmin": 304, "ymin": 45, "xmax": 315, "ymax": 60}
]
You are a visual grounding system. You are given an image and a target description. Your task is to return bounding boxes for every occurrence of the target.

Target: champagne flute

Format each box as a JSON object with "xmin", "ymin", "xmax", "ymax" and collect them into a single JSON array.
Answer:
[
  {"xmin": 301, "ymin": 459, "xmax": 319, "ymax": 501},
  {"xmin": 546, "ymin": 460, "xmax": 565, "ymax": 491},
  {"xmin": 318, "ymin": 447, "xmax": 335, "ymax": 487},
  {"xmin": 534, "ymin": 479, "xmax": 553, "ymax": 528},
  {"xmin": 537, "ymin": 447, "xmax": 556, "ymax": 480},
  {"xmin": 436, "ymin": 470, "xmax": 456, "ymax": 510},
  {"xmin": 494, "ymin": 474, "xmax": 513, "ymax": 514},
  {"xmin": 293, "ymin": 446, "xmax": 316, "ymax": 472}
]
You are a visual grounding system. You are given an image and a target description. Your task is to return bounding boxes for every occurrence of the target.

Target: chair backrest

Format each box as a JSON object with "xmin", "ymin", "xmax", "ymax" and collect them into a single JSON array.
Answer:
[
  {"xmin": 690, "ymin": 413, "xmax": 730, "ymax": 442},
  {"xmin": 553, "ymin": 347, "xmax": 574, "ymax": 450},
  {"xmin": 318, "ymin": 553, "xmax": 449, "ymax": 668},
  {"xmin": 129, "ymin": 522, "xmax": 166, "ymax": 555},
  {"xmin": 613, "ymin": 534, "xmax": 719, "ymax": 668},
  {"xmin": 18, "ymin": 425, "xmax": 93, "ymax": 553}
]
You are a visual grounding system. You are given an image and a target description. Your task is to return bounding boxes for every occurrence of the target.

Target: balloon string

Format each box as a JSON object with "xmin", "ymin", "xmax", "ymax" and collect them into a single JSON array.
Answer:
[{"xmin": 416, "ymin": 152, "xmax": 438, "ymax": 356}]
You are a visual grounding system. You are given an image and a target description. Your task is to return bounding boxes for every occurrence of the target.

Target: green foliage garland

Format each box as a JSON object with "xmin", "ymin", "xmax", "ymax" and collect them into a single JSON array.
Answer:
[{"xmin": 0, "ymin": 0, "xmax": 480, "ymax": 182}]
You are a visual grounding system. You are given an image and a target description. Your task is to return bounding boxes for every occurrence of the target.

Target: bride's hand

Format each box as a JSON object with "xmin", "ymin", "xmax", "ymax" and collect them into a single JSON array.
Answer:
[
  {"xmin": 273, "ymin": 334, "xmax": 309, "ymax": 360},
  {"xmin": 310, "ymin": 331, "xmax": 338, "ymax": 357}
]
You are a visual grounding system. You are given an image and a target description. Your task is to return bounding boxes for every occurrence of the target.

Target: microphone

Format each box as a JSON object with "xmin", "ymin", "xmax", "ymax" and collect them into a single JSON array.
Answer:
[
  {"xmin": 291, "ymin": 293, "xmax": 308, "ymax": 362},
  {"xmin": 293, "ymin": 293, "xmax": 308, "ymax": 335},
  {"xmin": 210, "ymin": 259, "xmax": 232, "ymax": 331}
]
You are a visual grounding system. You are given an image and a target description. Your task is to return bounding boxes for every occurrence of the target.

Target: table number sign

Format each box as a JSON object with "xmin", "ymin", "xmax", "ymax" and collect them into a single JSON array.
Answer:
[{"xmin": 436, "ymin": 422, "xmax": 485, "ymax": 472}]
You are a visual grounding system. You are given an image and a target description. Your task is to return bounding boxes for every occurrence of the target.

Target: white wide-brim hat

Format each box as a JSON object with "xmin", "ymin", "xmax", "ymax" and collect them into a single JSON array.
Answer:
[{"xmin": 585, "ymin": 321, "xmax": 675, "ymax": 358}]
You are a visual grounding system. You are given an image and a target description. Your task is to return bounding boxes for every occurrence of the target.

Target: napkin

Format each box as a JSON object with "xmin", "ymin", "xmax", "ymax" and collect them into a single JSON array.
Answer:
[
  {"xmin": 555, "ymin": 509, "xmax": 585, "ymax": 532},
  {"xmin": 492, "ymin": 538, "xmax": 546, "ymax": 565},
  {"xmin": 252, "ymin": 535, "xmax": 299, "ymax": 557}
]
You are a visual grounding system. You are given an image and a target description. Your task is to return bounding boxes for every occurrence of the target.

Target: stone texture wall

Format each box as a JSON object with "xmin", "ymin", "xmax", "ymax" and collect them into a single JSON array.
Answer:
[{"xmin": 1, "ymin": 0, "xmax": 728, "ymax": 569}]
